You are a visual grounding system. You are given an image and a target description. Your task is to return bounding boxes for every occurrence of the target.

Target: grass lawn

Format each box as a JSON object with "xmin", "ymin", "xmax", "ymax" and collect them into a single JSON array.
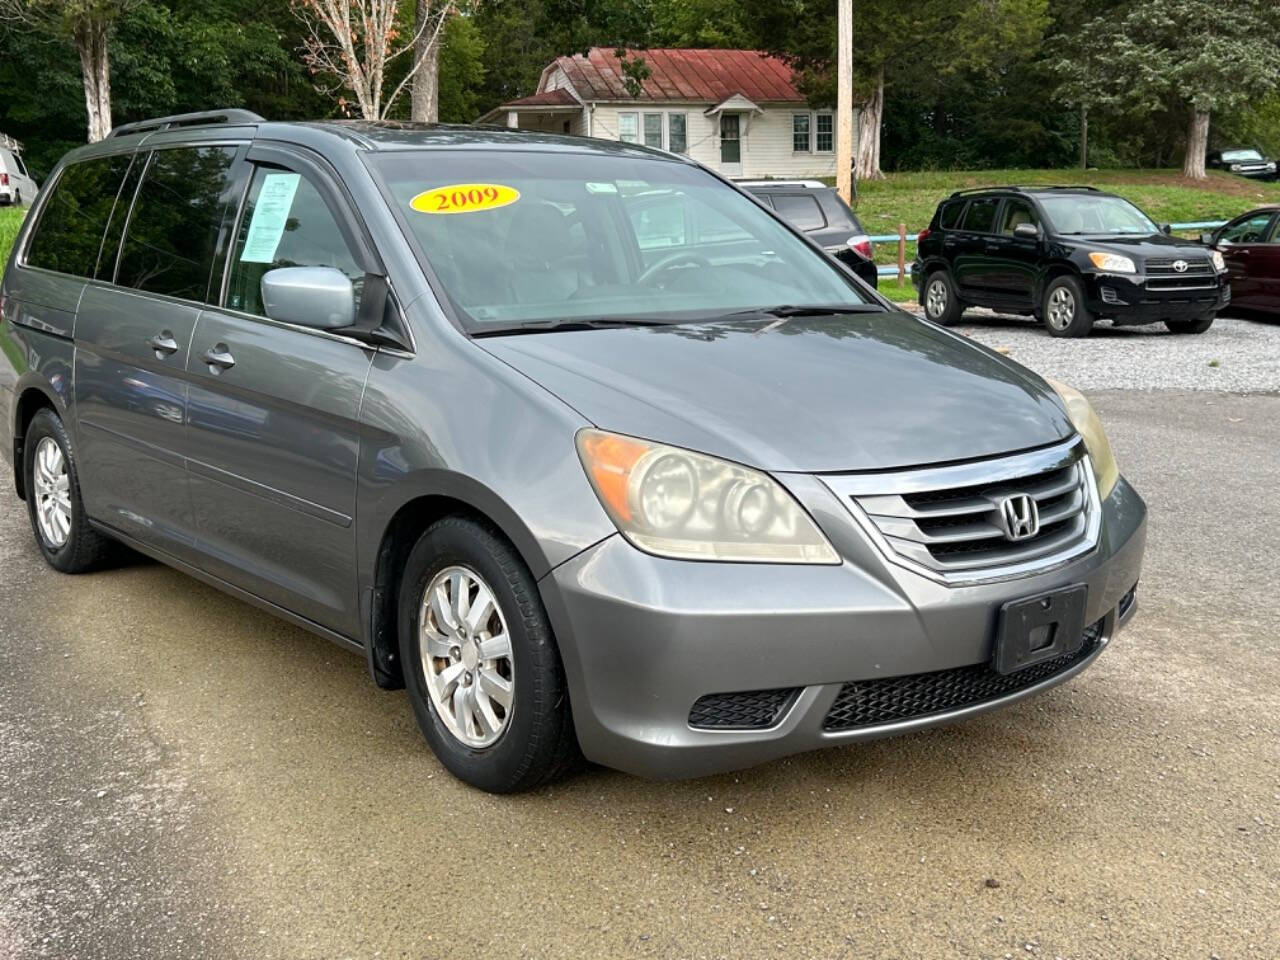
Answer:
[{"xmin": 0, "ymin": 206, "xmax": 25, "ymax": 265}]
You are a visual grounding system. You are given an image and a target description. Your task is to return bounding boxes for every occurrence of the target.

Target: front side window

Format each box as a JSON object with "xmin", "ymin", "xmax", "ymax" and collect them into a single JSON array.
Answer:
[
  {"xmin": 25, "ymin": 154, "xmax": 133, "ymax": 278},
  {"xmin": 225, "ymin": 165, "xmax": 363, "ymax": 318},
  {"xmin": 999, "ymin": 199, "xmax": 1039, "ymax": 236},
  {"xmin": 815, "ymin": 114, "xmax": 833, "ymax": 153},
  {"xmin": 793, "ymin": 114, "xmax": 810, "ymax": 152},
  {"xmin": 960, "ymin": 197, "xmax": 999, "ymax": 233},
  {"xmin": 772, "ymin": 194, "xmax": 825, "ymax": 232},
  {"xmin": 1039, "ymin": 195, "xmax": 1158, "ymax": 236},
  {"xmin": 370, "ymin": 150, "xmax": 868, "ymax": 330},
  {"xmin": 642, "ymin": 113, "xmax": 663, "ymax": 149},
  {"xmin": 1219, "ymin": 212, "xmax": 1275, "ymax": 245},
  {"xmin": 618, "ymin": 113, "xmax": 639, "ymax": 144},
  {"xmin": 117, "ymin": 146, "xmax": 236, "ymax": 301},
  {"xmin": 667, "ymin": 114, "xmax": 687, "ymax": 154}
]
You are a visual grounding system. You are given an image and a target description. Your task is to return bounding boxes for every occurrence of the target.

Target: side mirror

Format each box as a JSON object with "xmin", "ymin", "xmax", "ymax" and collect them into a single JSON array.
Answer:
[
  {"xmin": 1013, "ymin": 222, "xmax": 1040, "ymax": 240},
  {"xmin": 260, "ymin": 266, "xmax": 356, "ymax": 330},
  {"xmin": 1161, "ymin": 223, "xmax": 1173, "ymax": 235},
  {"xmin": 1199, "ymin": 231, "xmax": 1215, "ymax": 245}
]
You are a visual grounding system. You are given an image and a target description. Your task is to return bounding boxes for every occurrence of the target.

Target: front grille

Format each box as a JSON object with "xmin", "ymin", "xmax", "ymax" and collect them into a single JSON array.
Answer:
[
  {"xmin": 689, "ymin": 687, "xmax": 798, "ymax": 729},
  {"xmin": 842, "ymin": 449, "xmax": 1093, "ymax": 578},
  {"xmin": 822, "ymin": 619, "xmax": 1103, "ymax": 731},
  {"xmin": 1146, "ymin": 256, "xmax": 1214, "ymax": 277}
]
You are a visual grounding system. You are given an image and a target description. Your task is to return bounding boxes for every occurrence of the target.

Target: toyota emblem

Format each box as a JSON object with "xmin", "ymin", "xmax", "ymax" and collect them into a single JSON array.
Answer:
[{"xmin": 1172, "ymin": 259, "xmax": 1189, "ymax": 273}]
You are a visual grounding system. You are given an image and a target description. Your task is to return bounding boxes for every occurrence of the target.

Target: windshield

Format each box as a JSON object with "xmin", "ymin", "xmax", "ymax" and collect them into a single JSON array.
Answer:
[
  {"xmin": 1039, "ymin": 195, "xmax": 1158, "ymax": 236},
  {"xmin": 368, "ymin": 149, "xmax": 870, "ymax": 330},
  {"xmin": 1221, "ymin": 149, "xmax": 1264, "ymax": 162}
]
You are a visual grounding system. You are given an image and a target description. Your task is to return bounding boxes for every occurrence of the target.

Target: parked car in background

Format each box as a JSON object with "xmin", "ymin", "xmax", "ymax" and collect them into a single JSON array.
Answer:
[
  {"xmin": 912, "ymin": 185, "xmax": 1229, "ymax": 337},
  {"xmin": 740, "ymin": 180, "xmax": 878, "ymax": 288},
  {"xmin": 1201, "ymin": 206, "xmax": 1280, "ymax": 319},
  {"xmin": 1206, "ymin": 148, "xmax": 1277, "ymax": 182},
  {"xmin": 1, "ymin": 112, "xmax": 1145, "ymax": 793},
  {"xmin": 0, "ymin": 134, "xmax": 38, "ymax": 207}
]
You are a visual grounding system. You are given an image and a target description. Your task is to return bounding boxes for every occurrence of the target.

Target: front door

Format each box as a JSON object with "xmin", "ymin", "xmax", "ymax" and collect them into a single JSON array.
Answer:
[
  {"xmin": 986, "ymin": 197, "xmax": 1042, "ymax": 307},
  {"xmin": 1257, "ymin": 216, "xmax": 1280, "ymax": 313},
  {"xmin": 719, "ymin": 114, "xmax": 742, "ymax": 176},
  {"xmin": 1216, "ymin": 210, "xmax": 1277, "ymax": 308},
  {"xmin": 184, "ymin": 152, "xmax": 374, "ymax": 637}
]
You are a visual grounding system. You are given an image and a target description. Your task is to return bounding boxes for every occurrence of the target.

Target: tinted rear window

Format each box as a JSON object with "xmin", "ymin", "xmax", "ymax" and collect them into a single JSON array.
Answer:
[
  {"xmin": 117, "ymin": 146, "xmax": 236, "ymax": 302},
  {"xmin": 960, "ymin": 198, "xmax": 999, "ymax": 233},
  {"xmin": 938, "ymin": 201, "xmax": 965, "ymax": 230},
  {"xmin": 25, "ymin": 154, "xmax": 134, "ymax": 278},
  {"xmin": 771, "ymin": 194, "xmax": 826, "ymax": 231}
]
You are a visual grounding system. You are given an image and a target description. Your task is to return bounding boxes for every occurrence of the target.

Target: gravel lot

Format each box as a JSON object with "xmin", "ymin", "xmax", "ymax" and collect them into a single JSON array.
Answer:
[
  {"xmin": 2, "ymin": 392, "xmax": 1278, "ymax": 960},
  {"xmin": 902, "ymin": 308, "xmax": 1280, "ymax": 392}
]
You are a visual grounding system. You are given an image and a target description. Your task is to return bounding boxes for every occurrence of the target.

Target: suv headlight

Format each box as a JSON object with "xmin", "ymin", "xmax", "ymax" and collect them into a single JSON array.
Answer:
[
  {"xmin": 576, "ymin": 429, "xmax": 839, "ymax": 564},
  {"xmin": 1211, "ymin": 250, "xmax": 1226, "ymax": 272},
  {"xmin": 1047, "ymin": 380, "xmax": 1119, "ymax": 499},
  {"xmin": 1087, "ymin": 252, "xmax": 1137, "ymax": 274}
]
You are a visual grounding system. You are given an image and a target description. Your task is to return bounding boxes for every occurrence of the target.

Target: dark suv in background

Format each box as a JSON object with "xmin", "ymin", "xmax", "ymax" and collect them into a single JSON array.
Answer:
[
  {"xmin": 912, "ymin": 186, "xmax": 1230, "ymax": 337},
  {"xmin": 1206, "ymin": 148, "xmax": 1277, "ymax": 182},
  {"xmin": 741, "ymin": 181, "xmax": 878, "ymax": 288}
]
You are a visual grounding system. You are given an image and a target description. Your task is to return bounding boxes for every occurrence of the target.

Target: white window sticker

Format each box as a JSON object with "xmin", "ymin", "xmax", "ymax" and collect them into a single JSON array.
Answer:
[{"xmin": 240, "ymin": 172, "xmax": 301, "ymax": 263}]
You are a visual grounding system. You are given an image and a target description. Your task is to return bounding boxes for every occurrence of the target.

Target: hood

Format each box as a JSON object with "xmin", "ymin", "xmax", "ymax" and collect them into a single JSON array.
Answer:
[
  {"xmin": 1068, "ymin": 233, "xmax": 1209, "ymax": 259},
  {"xmin": 481, "ymin": 313, "xmax": 1075, "ymax": 473}
]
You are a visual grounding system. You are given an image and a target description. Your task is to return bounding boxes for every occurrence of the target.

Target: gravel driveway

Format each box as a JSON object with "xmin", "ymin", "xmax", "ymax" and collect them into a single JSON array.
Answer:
[{"xmin": 902, "ymin": 308, "xmax": 1280, "ymax": 392}]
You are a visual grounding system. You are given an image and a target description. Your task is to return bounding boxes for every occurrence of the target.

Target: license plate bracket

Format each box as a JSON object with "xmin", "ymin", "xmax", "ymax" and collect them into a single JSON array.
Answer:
[{"xmin": 993, "ymin": 585, "xmax": 1088, "ymax": 675}]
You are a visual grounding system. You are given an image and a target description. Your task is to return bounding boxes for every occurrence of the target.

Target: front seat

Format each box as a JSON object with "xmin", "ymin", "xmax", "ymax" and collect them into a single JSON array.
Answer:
[{"xmin": 503, "ymin": 202, "xmax": 581, "ymax": 304}]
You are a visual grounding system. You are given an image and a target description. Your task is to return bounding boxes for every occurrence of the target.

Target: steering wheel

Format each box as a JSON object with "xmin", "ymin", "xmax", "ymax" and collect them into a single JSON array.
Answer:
[{"xmin": 637, "ymin": 251, "xmax": 712, "ymax": 286}]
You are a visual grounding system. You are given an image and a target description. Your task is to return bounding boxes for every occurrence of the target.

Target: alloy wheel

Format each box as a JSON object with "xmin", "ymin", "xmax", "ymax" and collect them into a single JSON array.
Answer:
[
  {"xmin": 418, "ymin": 565, "xmax": 515, "ymax": 749},
  {"xmin": 1047, "ymin": 286, "xmax": 1076, "ymax": 331},
  {"xmin": 32, "ymin": 437, "xmax": 71, "ymax": 548},
  {"xmin": 926, "ymin": 278, "xmax": 948, "ymax": 318}
]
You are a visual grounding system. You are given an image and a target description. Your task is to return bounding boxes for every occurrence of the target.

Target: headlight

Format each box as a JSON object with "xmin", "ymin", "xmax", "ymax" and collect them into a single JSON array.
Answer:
[
  {"xmin": 1087, "ymin": 252, "xmax": 1137, "ymax": 274},
  {"xmin": 1047, "ymin": 380, "xmax": 1119, "ymax": 499},
  {"xmin": 1269, "ymin": 162, "xmax": 1277, "ymax": 172},
  {"xmin": 1211, "ymin": 250, "xmax": 1226, "ymax": 272},
  {"xmin": 576, "ymin": 429, "xmax": 840, "ymax": 563},
  {"xmin": 1230, "ymin": 163, "xmax": 1242, "ymax": 172}
]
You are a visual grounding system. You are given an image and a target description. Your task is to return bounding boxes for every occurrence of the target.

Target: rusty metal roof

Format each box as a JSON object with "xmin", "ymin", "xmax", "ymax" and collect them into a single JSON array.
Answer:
[
  {"xmin": 550, "ymin": 48, "xmax": 805, "ymax": 103},
  {"xmin": 503, "ymin": 88, "xmax": 582, "ymax": 109}
]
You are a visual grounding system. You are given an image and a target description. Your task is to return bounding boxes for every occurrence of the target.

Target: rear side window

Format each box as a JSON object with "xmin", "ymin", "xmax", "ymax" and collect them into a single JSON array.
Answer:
[
  {"xmin": 24, "ymin": 154, "xmax": 133, "ymax": 278},
  {"xmin": 772, "ymin": 194, "xmax": 826, "ymax": 231},
  {"xmin": 938, "ymin": 201, "xmax": 965, "ymax": 230},
  {"xmin": 117, "ymin": 146, "xmax": 236, "ymax": 302},
  {"xmin": 960, "ymin": 197, "xmax": 999, "ymax": 233}
]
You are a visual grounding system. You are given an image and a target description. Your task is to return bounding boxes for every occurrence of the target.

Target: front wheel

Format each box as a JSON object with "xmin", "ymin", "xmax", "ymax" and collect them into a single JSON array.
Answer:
[
  {"xmin": 398, "ymin": 516, "xmax": 579, "ymax": 793},
  {"xmin": 1165, "ymin": 315, "xmax": 1215, "ymax": 334},
  {"xmin": 1042, "ymin": 275, "xmax": 1094, "ymax": 338}
]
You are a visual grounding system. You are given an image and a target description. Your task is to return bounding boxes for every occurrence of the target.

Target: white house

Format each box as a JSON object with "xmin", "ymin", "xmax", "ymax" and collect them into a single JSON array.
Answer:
[{"xmin": 478, "ymin": 48, "xmax": 858, "ymax": 180}]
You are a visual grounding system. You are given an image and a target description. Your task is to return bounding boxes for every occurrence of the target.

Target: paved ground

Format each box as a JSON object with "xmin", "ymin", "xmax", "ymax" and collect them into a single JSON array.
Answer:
[{"xmin": 2, "ymin": 391, "xmax": 1278, "ymax": 960}]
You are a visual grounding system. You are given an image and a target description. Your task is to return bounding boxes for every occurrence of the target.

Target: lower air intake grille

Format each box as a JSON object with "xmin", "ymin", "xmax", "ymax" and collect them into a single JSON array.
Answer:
[
  {"xmin": 689, "ymin": 688, "xmax": 798, "ymax": 729},
  {"xmin": 822, "ymin": 619, "xmax": 1103, "ymax": 732}
]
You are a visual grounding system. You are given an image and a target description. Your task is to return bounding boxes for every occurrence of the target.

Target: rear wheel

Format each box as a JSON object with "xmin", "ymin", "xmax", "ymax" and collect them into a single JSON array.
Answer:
[
  {"xmin": 398, "ymin": 516, "xmax": 578, "ymax": 793},
  {"xmin": 23, "ymin": 408, "xmax": 116, "ymax": 573},
  {"xmin": 1165, "ymin": 315, "xmax": 1215, "ymax": 334},
  {"xmin": 922, "ymin": 270, "xmax": 962, "ymax": 326},
  {"xmin": 1042, "ymin": 275, "xmax": 1094, "ymax": 338}
]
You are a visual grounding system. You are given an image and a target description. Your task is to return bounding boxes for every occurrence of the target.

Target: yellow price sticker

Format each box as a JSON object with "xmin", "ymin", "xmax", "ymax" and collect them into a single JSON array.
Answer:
[{"xmin": 410, "ymin": 183, "xmax": 521, "ymax": 215}]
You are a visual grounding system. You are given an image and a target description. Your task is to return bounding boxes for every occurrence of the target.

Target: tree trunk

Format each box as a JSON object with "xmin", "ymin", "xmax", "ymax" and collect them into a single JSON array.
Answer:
[
  {"xmin": 1183, "ymin": 108, "xmax": 1209, "ymax": 179},
  {"xmin": 854, "ymin": 65, "xmax": 884, "ymax": 181},
  {"xmin": 1080, "ymin": 104, "xmax": 1088, "ymax": 170},
  {"xmin": 74, "ymin": 18, "xmax": 113, "ymax": 142},
  {"xmin": 411, "ymin": 0, "xmax": 441, "ymax": 123}
]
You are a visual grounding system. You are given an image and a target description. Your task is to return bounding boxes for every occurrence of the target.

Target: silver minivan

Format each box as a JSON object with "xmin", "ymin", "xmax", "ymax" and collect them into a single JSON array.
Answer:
[{"xmin": 0, "ymin": 111, "xmax": 1146, "ymax": 793}]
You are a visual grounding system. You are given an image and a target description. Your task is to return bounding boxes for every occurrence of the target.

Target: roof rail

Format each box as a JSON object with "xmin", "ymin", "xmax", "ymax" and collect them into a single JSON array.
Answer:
[
  {"xmin": 948, "ymin": 184, "xmax": 1102, "ymax": 198},
  {"xmin": 0, "ymin": 132, "xmax": 24, "ymax": 154},
  {"xmin": 107, "ymin": 108, "xmax": 265, "ymax": 140}
]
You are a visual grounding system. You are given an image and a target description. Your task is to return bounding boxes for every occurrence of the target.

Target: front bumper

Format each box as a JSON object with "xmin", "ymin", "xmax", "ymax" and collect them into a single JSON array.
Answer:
[
  {"xmin": 541, "ymin": 474, "xmax": 1147, "ymax": 779},
  {"xmin": 1084, "ymin": 271, "xmax": 1229, "ymax": 325}
]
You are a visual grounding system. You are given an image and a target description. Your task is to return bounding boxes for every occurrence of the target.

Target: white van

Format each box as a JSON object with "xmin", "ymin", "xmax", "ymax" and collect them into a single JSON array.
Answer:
[{"xmin": 0, "ymin": 134, "xmax": 38, "ymax": 207}]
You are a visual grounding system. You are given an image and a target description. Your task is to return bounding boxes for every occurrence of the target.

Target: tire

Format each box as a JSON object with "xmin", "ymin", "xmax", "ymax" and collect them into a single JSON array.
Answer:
[
  {"xmin": 23, "ymin": 408, "xmax": 117, "ymax": 573},
  {"xmin": 1165, "ymin": 315, "xmax": 1215, "ymax": 335},
  {"xmin": 922, "ymin": 269, "xmax": 962, "ymax": 326},
  {"xmin": 1042, "ymin": 275, "xmax": 1094, "ymax": 338},
  {"xmin": 397, "ymin": 515, "xmax": 579, "ymax": 793}
]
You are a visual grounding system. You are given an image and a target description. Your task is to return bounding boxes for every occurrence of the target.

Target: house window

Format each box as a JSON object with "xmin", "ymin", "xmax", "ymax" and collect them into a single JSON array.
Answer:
[
  {"xmin": 815, "ymin": 113, "xmax": 833, "ymax": 152},
  {"xmin": 642, "ymin": 113, "xmax": 664, "ymax": 149},
  {"xmin": 618, "ymin": 112, "xmax": 639, "ymax": 143},
  {"xmin": 667, "ymin": 113, "xmax": 687, "ymax": 154},
  {"xmin": 792, "ymin": 114, "xmax": 810, "ymax": 153}
]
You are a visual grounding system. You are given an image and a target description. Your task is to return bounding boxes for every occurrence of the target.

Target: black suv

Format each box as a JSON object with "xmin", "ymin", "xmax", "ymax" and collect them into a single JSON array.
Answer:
[
  {"xmin": 741, "ymin": 181, "xmax": 878, "ymax": 288},
  {"xmin": 1206, "ymin": 147, "xmax": 1277, "ymax": 182},
  {"xmin": 912, "ymin": 186, "xmax": 1230, "ymax": 337}
]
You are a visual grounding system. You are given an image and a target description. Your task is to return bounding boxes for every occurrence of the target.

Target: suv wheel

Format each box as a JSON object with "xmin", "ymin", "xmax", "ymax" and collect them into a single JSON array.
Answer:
[
  {"xmin": 1165, "ymin": 315, "xmax": 1215, "ymax": 335},
  {"xmin": 23, "ymin": 408, "xmax": 117, "ymax": 572},
  {"xmin": 922, "ymin": 270, "xmax": 962, "ymax": 326},
  {"xmin": 398, "ymin": 516, "xmax": 579, "ymax": 793},
  {"xmin": 1042, "ymin": 276, "xmax": 1094, "ymax": 338}
]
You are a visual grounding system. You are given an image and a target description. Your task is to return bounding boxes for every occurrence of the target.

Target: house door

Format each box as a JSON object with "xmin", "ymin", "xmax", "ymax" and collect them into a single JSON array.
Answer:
[{"xmin": 719, "ymin": 114, "xmax": 742, "ymax": 175}]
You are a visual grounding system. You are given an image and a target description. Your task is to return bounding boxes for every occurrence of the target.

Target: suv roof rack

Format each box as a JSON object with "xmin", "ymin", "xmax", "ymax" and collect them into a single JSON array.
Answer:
[
  {"xmin": 0, "ymin": 132, "xmax": 24, "ymax": 154},
  {"xmin": 948, "ymin": 184, "xmax": 1102, "ymax": 198},
  {"xmin": 737, "ymin": 179, "xmax": 828, "ymax": 189},
  {"xmin": 107, "ymin": 108, "xmax": 265, "ymax": 140}
]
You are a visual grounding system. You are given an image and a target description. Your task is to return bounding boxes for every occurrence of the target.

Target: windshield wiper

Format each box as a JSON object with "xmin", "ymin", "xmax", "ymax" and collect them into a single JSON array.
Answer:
[
  {"xmin": 472, "ymin": 317, "xmax": 679, "ymax": 337},
  {"xmin": 715, "ymin": 303, "xmax": 889, "ymax": 322}
]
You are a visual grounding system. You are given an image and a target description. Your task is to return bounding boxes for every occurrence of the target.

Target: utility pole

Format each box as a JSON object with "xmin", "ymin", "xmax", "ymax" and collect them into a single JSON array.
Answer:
[{"xmin": 836, "ymin": 0, "xmax": 853, "ymax": 204}]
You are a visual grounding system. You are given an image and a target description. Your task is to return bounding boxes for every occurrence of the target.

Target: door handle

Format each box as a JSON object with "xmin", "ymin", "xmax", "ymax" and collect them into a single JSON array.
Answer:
[
  {"xmin": 147, "ymin": 331, "xmax": 179, "ymax": 358},
  {"xmin": 202, "ymin": 344, "xmax": 235, "ymax": 373}
]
